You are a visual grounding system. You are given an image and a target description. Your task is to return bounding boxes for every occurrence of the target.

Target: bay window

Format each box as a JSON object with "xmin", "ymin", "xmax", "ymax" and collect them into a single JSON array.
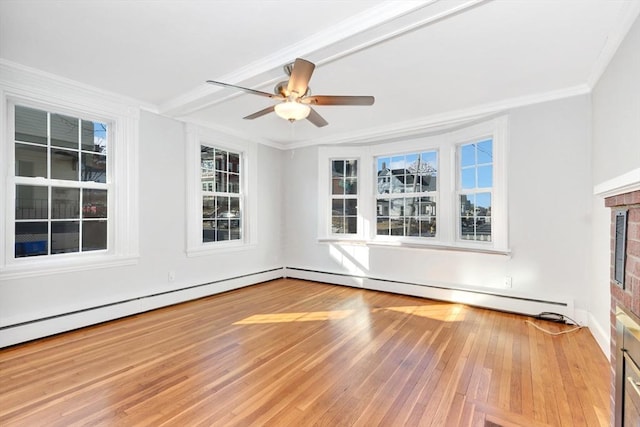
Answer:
[{"xmin": 318, "ymin": 116, "xmax": 508, "ymax": 253}]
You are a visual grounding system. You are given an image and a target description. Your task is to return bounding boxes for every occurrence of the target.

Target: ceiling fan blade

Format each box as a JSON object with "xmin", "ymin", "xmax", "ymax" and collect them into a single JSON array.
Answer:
[
  {"xmin": 206, "ymin": 80, "xmax": 284, "ymax": 100},
  {"xmin": 287, "ymin": 58, "xmax": 315, "ymax": 98},
  {"xmin": 306, "ymin": 107, "xmax": 328, "ymax": 128},
  {"xmin": 243, "ymin": 105, "xmax": 275, "ymax": 120},
  {"xmin": 303, "ymin": 95, "xmax": 375, "ymax": 106}
]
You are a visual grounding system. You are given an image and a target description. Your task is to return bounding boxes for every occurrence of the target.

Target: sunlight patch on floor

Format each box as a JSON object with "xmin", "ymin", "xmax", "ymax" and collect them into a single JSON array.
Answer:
[
  {"xmin": 375, "ymin": 304, "xmax": 465, "ymax": 322},
  {"xmin": 234, "ymin": 310, "xmax": 355, "ymax": 325}
]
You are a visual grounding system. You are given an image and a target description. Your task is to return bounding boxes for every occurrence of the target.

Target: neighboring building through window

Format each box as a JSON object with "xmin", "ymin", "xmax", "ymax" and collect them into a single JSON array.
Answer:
[
  {"xmin": 331, "ymin": 159, "xmax": 358, "ymax": 234},
  {"xmin": 201, "ymin": 145, "xmax": 242, "ymax": 243},
  {"xmin": 13, "ymin": 105, "xmax": 109, "ymax": 258},
  {"xmin": 376, "ymin": 151, "xmax": 438, "ymax": 237}
]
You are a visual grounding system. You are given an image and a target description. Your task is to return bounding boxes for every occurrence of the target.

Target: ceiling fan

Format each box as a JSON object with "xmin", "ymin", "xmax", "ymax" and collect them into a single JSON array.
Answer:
[{"xmin": 206, "ymin": 58, "xmax": 374, "ymax": 128}]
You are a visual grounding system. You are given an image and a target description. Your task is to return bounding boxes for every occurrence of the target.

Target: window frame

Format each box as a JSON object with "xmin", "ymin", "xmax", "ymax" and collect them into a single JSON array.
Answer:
[
  {"xmin": 318, "ymin": 116, "xmax": 508, "ymax": 253},
  {"xmin": 0, "ymin": 68, "xmax": 140, "ymax": 279},
  {"xmin": 185, "ymin": 124, "xmax": 257, "ymax": 256}
]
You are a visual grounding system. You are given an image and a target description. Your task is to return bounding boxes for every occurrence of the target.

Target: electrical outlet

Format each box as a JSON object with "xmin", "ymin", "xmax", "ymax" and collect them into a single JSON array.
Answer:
[
  {"xmin": 504, "ymin": 276, "xmax": 512, "ymax": 288},
  {"xmin": 168, "ymin": 270, "xmax": 176, "ymax": 282}
]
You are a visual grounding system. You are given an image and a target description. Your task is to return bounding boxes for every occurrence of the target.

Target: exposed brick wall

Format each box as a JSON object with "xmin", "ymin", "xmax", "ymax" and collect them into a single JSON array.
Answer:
[{"xmin": 606, "ymin": 189, "xmax": 640, "ymax": 424}]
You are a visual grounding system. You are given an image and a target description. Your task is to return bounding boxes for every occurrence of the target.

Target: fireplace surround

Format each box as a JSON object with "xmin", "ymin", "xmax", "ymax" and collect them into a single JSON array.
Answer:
[{"xmin": 605, "ymin": 188, "xmax": 640, "ymax": 426}]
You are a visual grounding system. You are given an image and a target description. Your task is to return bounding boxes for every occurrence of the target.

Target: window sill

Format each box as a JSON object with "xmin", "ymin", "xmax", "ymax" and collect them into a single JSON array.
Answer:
[
  {"xmin": 317, "ymin": 238, "xmax": 511, "ymax": 256},
  {"xmin": 0, "ymin": 254, "xmax": 140, "ymax": 281}
]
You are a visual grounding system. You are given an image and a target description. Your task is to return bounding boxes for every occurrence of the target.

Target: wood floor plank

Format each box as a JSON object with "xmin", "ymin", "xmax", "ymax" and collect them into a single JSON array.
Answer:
[{"xmin": 0, "ymin": 279, "xmax": 610, "ymax": 426}]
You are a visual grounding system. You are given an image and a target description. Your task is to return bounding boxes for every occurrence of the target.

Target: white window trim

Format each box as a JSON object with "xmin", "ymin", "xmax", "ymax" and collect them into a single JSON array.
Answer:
[
  {"xmin": 0, "ymin": 63, "xmax": 140, "ymax": 279},
  {"xmin": 185, "ymin": 123, "xmax": 257, "ymax": 256},
  {"xmin": 318, "ymin": 116, "xmax": 509, "ymax": 254}
]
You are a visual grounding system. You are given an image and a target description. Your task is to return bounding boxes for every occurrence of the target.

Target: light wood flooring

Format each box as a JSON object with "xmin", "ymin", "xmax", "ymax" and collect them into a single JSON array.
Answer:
[{"xmin": 0, "ymin": 279, "xmax": 610, "ymax": 426}]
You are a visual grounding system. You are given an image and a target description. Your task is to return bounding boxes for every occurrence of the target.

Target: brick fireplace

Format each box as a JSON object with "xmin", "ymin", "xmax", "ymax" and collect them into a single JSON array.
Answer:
[{"xmin": 606, "ymin": 189, "xmax": 640, "ymax": 426}]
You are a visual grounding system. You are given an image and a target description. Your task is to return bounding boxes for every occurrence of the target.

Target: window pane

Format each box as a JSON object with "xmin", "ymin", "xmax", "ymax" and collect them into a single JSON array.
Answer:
[
  {"xmin": 332, "ymin": 160, "xmax": 345, "ymax": 176},
  {"xmin": 418, "ymin": 197, "xmax": 436, "ymax": 217},
  {"xmin": 215, "ymin": 150, "xmax": 227, "ymax": 171},
  {"xmin": 229, "ymin": 197, "xmax": 240, "ymax": 221},
  {"xmin": 376, "ymin": 217, "xmax": 390, "ymax": 235},
  {"xmin": 51, "ymin": 114, "xmax": 79, "ymax": 149},
  {"xmin": 345, "ymin": 217, "xmax": 357, "ymax": 234},
  {"xmin": 390, "ymin": 218, "xmax": 404, "ymax": 236},
  {"xmin": 332, "ymin": 178, "xmax": 344, "ymax": 195},
  {"xmin": 16, "ymin": 185, "xmax": 48, "ymax": 219},
  {"xmin": 476, "ymin": 139, "xmax": 492, "ymax": 164},
  {"xmin": 216, "ymin": 220, "xmax": 229, "ymax": 240},
  {"xmin": 203, "ymin": 220, "xmax": 216, "ymax": 242},
  {"xmin": 345, "ymin": 199, "xmax": 357, "ymax": 216},
  {"xmin": 82, "ymin": 121, "xmax": 107, "ymax": 154},
  {"xmin": 201, "ymin": 146, "xmax": 215, "ymax": 174},
  {"xmin": 344, "ymin": 178, "xmax": 357, "ymax": 195},
  {"xmin": 83, "ymin": 189, "xmax": 107, "ymax": 218},
  {"xmin": 15, "ymin": 106, "xmax": 47, "ymax": 145},
  {"xmin": 332, "ymin": 199, "xmax": 344, "ymax": 215},
  {"xmin": 461, "ymin": 168, "xmax": 475, "ymax": 189},
  {"xmin": 51, "ymin": 221, "xmax": 79, "ymax": 254},
  {"xmin": 215, "ymin": 171, "xmax": 228, "ymax": 192},
  {"xmin": 52, "ymin": 187, "xmax": 80, "ymax": 219},
  {"xmin": 15, "ymin": 222, "xmax": 48, "ymax": 257},
  {"xmin": 420, "ymin": 218, "xmax": 436, "ymax": 237},
  {"xmin": 51, "ymin": 149, "xmax": 79, "ymax": 181},
  {"xmin": 228, "ymin": 153, "xmax": 240, "ymax": 173},
  {"xmin": 216, "ymin": 196, "xmax": 229, "ymax": 217},
  {"xmin": 376, "ymin": 199, "xmax": 389, "ymax": 217},
  {"xmin": 389, "ymin": 198, "xmax": 404, "ymax": 217},
  {"xmin": 229, "ymin": 219, "xmax": 241, "ymax": 240},
  {"xmin": 407, "ymin": 217, "xmax": 420, "ymax": 237},
  {"xmin": 477, "ymin": 165, "xmax": 492, "ymax": 188},
  {"xmin": 345, "ymin": 160, "xmax": 357, "ymax": 177},
  {"xmin": 203, "ymin": 195, "xmax": 216, "ymax": 218},
  {"xmin": 461, "ymin": 144, "xmax": 475, "ymax": 167},
  {"xmin": 228, "ymin": 173, "xmax": 240, "ymax": 193},
  {"xmin": 83, "ymin": 220, "xmax": 107, "ymax": 251},
  {"xmin": 15, "ymin": 143, "xmax": 47, "ymax": 178},
  {"xmin": 332, "ymin": 217, "xmax": 345, "ymax": 233},
  {"xmin": 82, "ymin": 153, "xmax": 107, "ymax": 183}
]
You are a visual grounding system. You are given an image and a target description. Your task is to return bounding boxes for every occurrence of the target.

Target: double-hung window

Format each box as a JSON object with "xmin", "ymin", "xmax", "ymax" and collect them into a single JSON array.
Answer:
[
  {"xmin": 331, "ymin": 159, "xmax": 358, "ymax": 235},
  {"xmin": 1, "ymin": 64, "xmax": 139, "ymax": 278},
  {"xmin": 375, "ymin": 151, "xmax": 438, "ymax": 238},
  {"xmin": 185, "ymin": 124, "xmax": 256, "ymax": 256},
  {"xmin": 201, "ymin": 146, "xmax": 242, "ymax": 242},
  {"xmin": 13, "ymin": 105, "xmax": 109, "ymax": 258},
  {"xmin": 458, "ymin": 139, "xmax": 493, "ymax": 242}
]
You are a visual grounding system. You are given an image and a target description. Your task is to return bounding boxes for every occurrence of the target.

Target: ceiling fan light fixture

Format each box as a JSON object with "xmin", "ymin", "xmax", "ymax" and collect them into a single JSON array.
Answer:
[{"xmin": 274, "ymin": 101, "xmax": 311, "ymax": 122}]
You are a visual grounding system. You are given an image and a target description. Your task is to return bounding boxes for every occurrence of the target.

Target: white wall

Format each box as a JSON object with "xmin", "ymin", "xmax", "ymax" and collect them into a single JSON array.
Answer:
[
  {"xmin": 589, "ymin": 14, "xmax": 640, "ymax": 356},
  {"xmin": 0, "ymin": 111, "xmax": 284, "ymax": 346},
  {"xmin": 284, "ymin": 95, "xmax": 592, "ymax": 319}
]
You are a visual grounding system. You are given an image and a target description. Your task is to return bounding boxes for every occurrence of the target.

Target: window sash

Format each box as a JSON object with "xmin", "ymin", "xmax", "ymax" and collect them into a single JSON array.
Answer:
[
  {"xmin": 200, "ymin": 145, "xmax": 243, "ymax": 243},
  {"xmin": 10, "ymin": 104, "xmax": 111, "ymax": 259}
]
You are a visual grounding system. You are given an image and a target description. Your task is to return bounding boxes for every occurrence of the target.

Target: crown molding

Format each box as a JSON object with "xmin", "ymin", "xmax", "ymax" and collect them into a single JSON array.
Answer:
[
  {"xmin": 0, "ymin": 59, "xmax": 155, "ymax": 115},
  {"xmin": 285, "ymin": 84, "xmax": 591, "ymax": 150},
  {"xmin": 586, "ymin": 0, "xmax": 640, "ymax": 89}
]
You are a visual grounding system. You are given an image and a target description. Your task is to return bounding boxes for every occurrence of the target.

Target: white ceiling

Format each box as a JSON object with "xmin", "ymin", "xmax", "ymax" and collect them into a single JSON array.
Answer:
[{"xmin": 1, "ymin": 0, "xmax": 639, "ymax": 149}]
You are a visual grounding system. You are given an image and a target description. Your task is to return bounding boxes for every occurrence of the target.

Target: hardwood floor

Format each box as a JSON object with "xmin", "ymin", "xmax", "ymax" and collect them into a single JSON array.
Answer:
[{"xmin": 0, "ymin": 279, "xmax": 610, "ymax": 426}]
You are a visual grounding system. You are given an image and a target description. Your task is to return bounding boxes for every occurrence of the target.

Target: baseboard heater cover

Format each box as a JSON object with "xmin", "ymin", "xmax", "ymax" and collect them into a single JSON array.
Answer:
[
  {"xmin": 0, "ymin": 268, "xmax": 284, "ymax": 348},
  {"xmin": 284, "ymin": 267, "xmax": 571, "ymax": 318}
]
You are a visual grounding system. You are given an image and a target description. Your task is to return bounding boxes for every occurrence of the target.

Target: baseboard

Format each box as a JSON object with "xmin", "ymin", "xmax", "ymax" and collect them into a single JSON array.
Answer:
[
  {"xmin": 587, "ymin": 311, "xmax": 610, "ymax": 359},
  {"xmin": 285, "ymin": 267, "xmax": 573, "ymax": 318},
  {"xmin": 0, "ymin": 268, "xmax": 284, "ymax": 348}
]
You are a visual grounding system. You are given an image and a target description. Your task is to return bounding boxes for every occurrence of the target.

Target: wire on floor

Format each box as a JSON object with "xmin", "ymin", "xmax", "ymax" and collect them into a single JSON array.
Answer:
[{"xmin": 526, "ymin": 312, "xmax": 585, "ymax": 336}]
